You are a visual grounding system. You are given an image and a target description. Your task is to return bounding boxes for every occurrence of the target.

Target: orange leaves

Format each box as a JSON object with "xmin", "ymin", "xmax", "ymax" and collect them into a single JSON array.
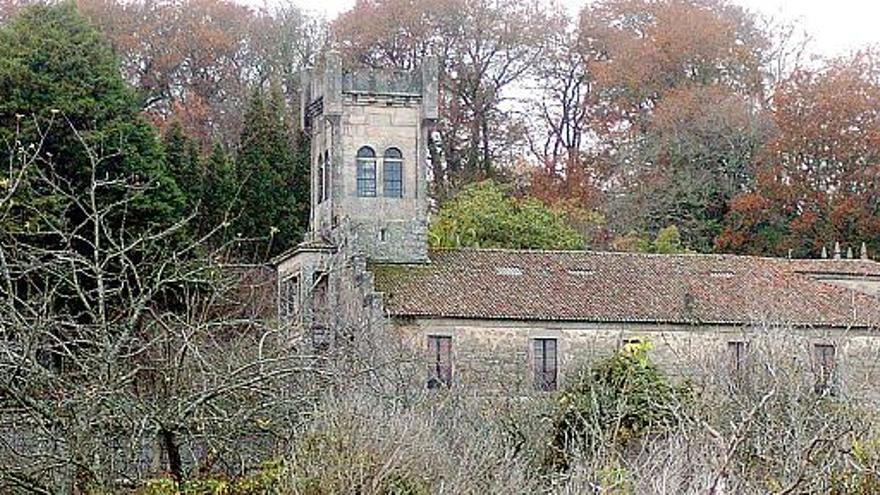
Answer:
[
  {"xmin": 720, "ymin": 50, "xmax": 880, "ymax": 256},
  {"xmin": 74, "ymin": 0, "xmax": 318, "ymax": 148},
  {"xmin": 580, "ymin": 0, "xmax": 766, "ymax": 111}
]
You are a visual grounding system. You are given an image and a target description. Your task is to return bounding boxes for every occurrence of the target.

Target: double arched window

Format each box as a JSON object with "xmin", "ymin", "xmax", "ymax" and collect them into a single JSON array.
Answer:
[
  {"xmin": 356, "ymin": 146, "xmax": 405, "ymax": 198},
  {"xmin": 356, "ymin": 146, "xmax": 377, "ymax": 197},
  {"xmin": 383, "ymin": 147, "xmax": 403, "ymax": 198}
]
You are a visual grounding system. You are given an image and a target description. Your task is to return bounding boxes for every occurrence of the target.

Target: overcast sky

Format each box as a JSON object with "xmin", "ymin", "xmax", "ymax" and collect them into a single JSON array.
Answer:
[{"xmin": 285, "ymin": 0, "xmax": 879, "ymax": 58}]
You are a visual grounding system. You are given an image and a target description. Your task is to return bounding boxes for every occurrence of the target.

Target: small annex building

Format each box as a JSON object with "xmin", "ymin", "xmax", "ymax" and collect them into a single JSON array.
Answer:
[{"xmin": 275, "ymin": 55, "xmax": 880, "ymax": 396}]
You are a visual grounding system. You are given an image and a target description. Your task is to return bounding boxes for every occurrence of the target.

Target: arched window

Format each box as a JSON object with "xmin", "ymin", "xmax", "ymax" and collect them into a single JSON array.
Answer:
[
  {"xmin": 383, "ymin": 147, "xmax": 403, "ymax": 198},
  {"xmin": 356, "ymin": 146, "xmax": 376, "ymax": 197}
]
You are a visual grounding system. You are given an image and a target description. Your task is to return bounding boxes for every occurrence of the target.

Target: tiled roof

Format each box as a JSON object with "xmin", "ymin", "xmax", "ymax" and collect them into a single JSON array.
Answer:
[
  {"xmin": 783, "ymin": 258, "xmax": 880, "ymax": 277},
  {"xmin": 370, "ymin": 249, "xmax": 880, "ymax": 327}
]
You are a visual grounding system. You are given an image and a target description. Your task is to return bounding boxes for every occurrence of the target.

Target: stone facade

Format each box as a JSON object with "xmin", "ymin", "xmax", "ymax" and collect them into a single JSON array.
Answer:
[
  {"xmin": 299, "ymin": 52, "xmax": 437, "ymax": 264},
  {"xmin": 393, "ymin": 317, "xmax": 880, "ymax": 400}
]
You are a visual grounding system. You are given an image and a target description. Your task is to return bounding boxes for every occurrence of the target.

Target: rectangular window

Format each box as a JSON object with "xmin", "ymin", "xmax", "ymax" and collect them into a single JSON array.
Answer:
[
  {"xmin": 814, "ymin": 343, "xmax": 837, "ymax": 394},
  {"xmin": 357, "ymin": 160, "xmax": 377, "ymax": 197},
  {"xmin": 312, "ymin": 271, "xmax": 329, "ymax": 329},
  {"xmin": 728, "ymin": 340, "xmax": 748, "ymax": 373},
  {"xmin": 279, "ymin": 275, "xmax": 299, "ymax": 322},
  {"xmin": 323, "ymin": 151, "xmax": 330, "ymax": 201},
  {"xmin": 427, "ymin": 335, "xmax": 452, "ymax": 388},
  {"xmin": 533, "ymin": 338, "xmax": 558, "ymax": 391},
  {"xmin": 383, "ymin": 161, "xmax": 403, "ymax": 198}
]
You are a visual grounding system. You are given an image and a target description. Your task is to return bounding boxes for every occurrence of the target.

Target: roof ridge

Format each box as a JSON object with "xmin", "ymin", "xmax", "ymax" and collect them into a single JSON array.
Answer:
[
  {"xmin": 428, "ymin": 246, "xmax": 796, "ymax": 262},
  {"xmin": 428, "ymin": 247, "xmax": 880, "ymax": 266}
]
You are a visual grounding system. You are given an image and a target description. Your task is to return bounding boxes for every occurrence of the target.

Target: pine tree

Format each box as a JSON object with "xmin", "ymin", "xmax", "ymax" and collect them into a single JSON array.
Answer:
[
  {"xmin": 163, "ymin": 121, "xmax": 203, "ymax": 214},
  {"xmin": 201, "ymin": 142, "xmax": 237, "ymax": 239},
  {"xmin": 234, "ymin": 85, "xmax": 308, "ymax": 259},
  {"xmin": 0, "ymin": 3, "xmax": 184, "ymax": 236}
]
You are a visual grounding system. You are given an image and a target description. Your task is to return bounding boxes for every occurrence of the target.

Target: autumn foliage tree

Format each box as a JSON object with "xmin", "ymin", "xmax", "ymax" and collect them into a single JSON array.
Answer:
[
  {"xmin": 571, "ymin": 0, "xmax": 771, "ymax": 252},
  {"xmin": 334, "ymin": 0, "xmax": 559, "ymax": 197},
  {"xmin": 75, "ymin": 0, "xmax": 324, "ymax": 147},
  {"xmin": 717, "ymin": 52, "xmax": 880, "ymax": 257}
]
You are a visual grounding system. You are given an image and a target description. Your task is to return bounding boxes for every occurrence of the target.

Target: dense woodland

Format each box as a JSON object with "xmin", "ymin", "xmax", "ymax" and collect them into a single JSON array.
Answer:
[
  {"xmin": 4, "ymin": 0, "xmax": 880, "ymax": 260},
  {"xmin": 3, "ymin": 0, "xmax": 880, "ymax": 493}
]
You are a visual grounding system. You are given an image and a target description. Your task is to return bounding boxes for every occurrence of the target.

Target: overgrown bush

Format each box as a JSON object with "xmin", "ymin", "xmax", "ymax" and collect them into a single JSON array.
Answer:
[
  {"xmin": 550, "ymin": 341, "xmax": 691, "ymax": 468},
  {"xmin": 286, "ymin": 391, "xmax": 547, "ymax": 494}
]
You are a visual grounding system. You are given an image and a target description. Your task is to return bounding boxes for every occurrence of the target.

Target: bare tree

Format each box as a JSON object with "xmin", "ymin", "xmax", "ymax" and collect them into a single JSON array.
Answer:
[{"xmin": 0, "ymin": 123, "xmax": 321, "ymax": 493}]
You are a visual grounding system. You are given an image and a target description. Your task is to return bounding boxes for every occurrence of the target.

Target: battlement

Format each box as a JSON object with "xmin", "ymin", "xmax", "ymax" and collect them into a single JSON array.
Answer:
[{"xmin": 301, "ymin": 52, "xmax": 438, "ymax": 130}]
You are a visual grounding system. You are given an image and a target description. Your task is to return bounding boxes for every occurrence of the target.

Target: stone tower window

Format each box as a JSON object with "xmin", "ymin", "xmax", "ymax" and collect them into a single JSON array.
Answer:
[
  {"xmin": 317, "ymin": 150, "xmax": 329, "ymax": 203},
  {"xmin": 383, "ymin": 147, "xmax": 403, "ymax": 198},
  {"xmin": 322, "ymin": 150, "xmax": 329, "ymax": 202},
  {"xmin": 356, "ymin": 146, "xmax": 377, "ymax": 197}
]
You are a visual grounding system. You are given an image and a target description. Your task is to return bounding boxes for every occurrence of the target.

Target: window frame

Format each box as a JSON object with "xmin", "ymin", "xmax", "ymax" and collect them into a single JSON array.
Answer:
[
  {"xmin": 279, "ymin": 275, "xmax": 300, "ymax": 322},
  {"xmin": 356, "ymin": 146, "xmax": 377, "ymax": 197},
  {"xmin": 316, "ymin": 153, "xmax": 324, "ymax": 204},
  {"xmin": 533, "ymin": 338, "xmax": 558, "ymax": 391},
  {"xmin": 382, "ymin": 147, "xmax": 403, "ymax": 198},
  {"xmin": 322, "ymin": 150, "xmax": 330, "ymax": 202},
  {"xmin": 727, "ymin": 340, "xmax": 749, "ymax": 373},
  {"xmin": 813, "ymin": 342, "xmax": 837, "ymax": 394},
  {"xmin": 427, "ymin": 335, "xmax": 452, "ymax": 389}
]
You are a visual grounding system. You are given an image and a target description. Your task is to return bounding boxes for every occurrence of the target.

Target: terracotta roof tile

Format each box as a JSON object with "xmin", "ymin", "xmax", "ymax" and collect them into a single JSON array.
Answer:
[{"xmin": 370, "ymin": 249, "xmax": 880, "ymax": 327}]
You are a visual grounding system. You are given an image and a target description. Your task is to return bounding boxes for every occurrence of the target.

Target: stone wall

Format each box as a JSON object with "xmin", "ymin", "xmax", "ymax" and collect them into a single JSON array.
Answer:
[
  {"xmin": 302, "ymin": 52, "xmax": 437, "ymax": 265},
  {"xmin": 337, "ymin": 97, "xmax": 429, "ymax": 263},
  {"xmin": 392, "ymin": 317, "xmax": 880, "ymax": 400}
]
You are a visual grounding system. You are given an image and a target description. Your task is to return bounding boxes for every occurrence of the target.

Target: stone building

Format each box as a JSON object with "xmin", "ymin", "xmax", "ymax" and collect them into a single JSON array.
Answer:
[{"xmin": 275, "ymin": 56, "xmax": 880, "ymax": 395}]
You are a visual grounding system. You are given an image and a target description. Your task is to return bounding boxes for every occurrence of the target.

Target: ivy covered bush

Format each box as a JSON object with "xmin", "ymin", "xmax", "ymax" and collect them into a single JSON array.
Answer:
[{"xmin": 550, "ymin": 341, "xmax": 691, "ymax": 467}]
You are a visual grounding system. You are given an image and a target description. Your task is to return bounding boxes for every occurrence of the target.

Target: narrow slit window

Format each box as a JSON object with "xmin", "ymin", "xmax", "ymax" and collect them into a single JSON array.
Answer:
[
  {"xmin": 356, "ymin": 146, "xmax": 377, "ymax": 197},
  {"xmin": 383, "ymin": 147, "xmax": 403, "ymax": 198},
  {"xmin": 322, "ymin": 150, "xmax": 330, "ymax": 201},
  {"xmin": 533, "ymin": 338, "xmax": 558, "ymax": 391},
  {"xmin": 316, "ymin": 154, "xmax": 324, "ymax": 204},
  {"xmin": 427, "ymin": 335, "xmax": 452, "ymax": 389}
]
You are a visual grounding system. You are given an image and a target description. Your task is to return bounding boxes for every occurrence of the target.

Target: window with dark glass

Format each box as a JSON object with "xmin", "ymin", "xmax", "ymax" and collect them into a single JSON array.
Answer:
[
  {"xmin": 356, "ymin": 146, "xmax": 377, "ymax": 197},
  {"xmin": 316, "ymin": 154, "xmax": 324, "ymax": 204},
  {"xmin": 814, "ymin": 343, "xmax": 837, "ymax": 394},
  {"xmin": 312, "ymin": 271, "xmax": 329, "ymax": 329},
  {"xmin": 533, "ymin": 338, "xmax": 558, "ymax": 391},
  {"xmin": 427, "ymin": 335, "xmax": 452, "ymax": 388},
  {"xmin": 383, "ymin": 147, "xmax": 403, "ymax": 198},
  {"xmin": 728, "ymin": 340, "xmax": 748, "ymax": 373},
  {"xmin": 322, "ymin": 150, "xmax": 330, "ymax": 202},
  {"xmin": 279, "ymin": 275, "xmax": 299, "ymax": 322}
]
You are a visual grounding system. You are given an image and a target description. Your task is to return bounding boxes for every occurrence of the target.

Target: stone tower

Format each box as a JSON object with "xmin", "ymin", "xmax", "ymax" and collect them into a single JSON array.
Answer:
[
  {"xmin": 300, "ymin": 52, "xmax": 438, "ymax": 263},
  {"xmin": 273, "ymin": 54, "xmax": 438, "ymax": 338}
]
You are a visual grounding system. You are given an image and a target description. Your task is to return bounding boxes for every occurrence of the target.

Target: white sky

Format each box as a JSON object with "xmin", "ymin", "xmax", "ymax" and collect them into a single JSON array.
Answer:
[{"xmin": 286, "ymin": 0, "xmax": 880, "ymax": 57}]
